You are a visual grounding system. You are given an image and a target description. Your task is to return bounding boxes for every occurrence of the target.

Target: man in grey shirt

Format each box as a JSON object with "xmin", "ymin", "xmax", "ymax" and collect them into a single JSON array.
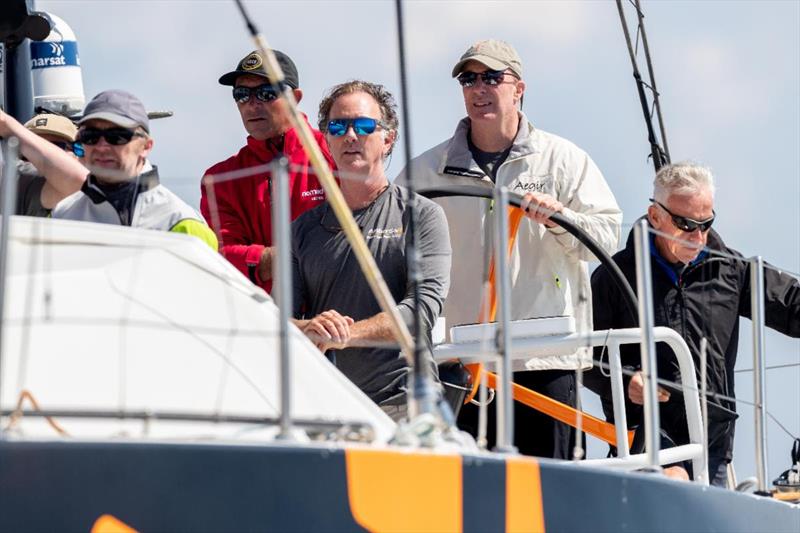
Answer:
[{"xmin": 292, "ymin": 81, "xmax": 451, "ymax": 419}]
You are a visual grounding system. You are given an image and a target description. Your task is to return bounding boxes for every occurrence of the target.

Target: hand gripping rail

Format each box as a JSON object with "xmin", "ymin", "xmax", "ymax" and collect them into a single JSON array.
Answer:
[{"xmin": 433, "ymin": 326, "xmax": 708, "ymax": 485}]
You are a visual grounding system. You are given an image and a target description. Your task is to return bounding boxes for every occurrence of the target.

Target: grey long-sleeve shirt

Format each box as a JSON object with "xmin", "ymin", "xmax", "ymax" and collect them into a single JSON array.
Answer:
[{"xmin": 292, "ymin": 184, "xmax": 451, "ymax": 406}]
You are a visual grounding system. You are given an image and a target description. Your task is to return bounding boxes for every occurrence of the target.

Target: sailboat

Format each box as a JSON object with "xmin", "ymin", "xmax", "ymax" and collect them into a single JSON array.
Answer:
[{"xmin": 0, "ymin": 0, "xmax": 798, "ymax": 531}]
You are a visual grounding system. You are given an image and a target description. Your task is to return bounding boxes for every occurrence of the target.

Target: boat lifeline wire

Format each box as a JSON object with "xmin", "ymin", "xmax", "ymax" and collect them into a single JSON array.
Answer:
[{"xmin": 393, "ymin": 0, "xmax": 443, "ymax": 419}]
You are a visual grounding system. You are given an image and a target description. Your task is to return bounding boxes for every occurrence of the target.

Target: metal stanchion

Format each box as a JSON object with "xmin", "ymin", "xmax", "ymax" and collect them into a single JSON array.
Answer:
[
  {"xmin": 633, "ymin": 219, "xmax": 660, "ymax": 470},
  {"xmin": 750, "ymin": 256, "xmax": 768, "ymax": 492},
  {"xmin": 493, "ymin": 186, "xmax": 516, "ymax": 453},
  {"xmin": 608, "ymin": 342, "xmax": 631, "ymax": 457},
  {"xmin": 0, "ymin": 137, "xmax": 20, "ymax": 438},
  {"xmin": 271, "ymin": 157, "xmax": 296, "ymax": 441}
]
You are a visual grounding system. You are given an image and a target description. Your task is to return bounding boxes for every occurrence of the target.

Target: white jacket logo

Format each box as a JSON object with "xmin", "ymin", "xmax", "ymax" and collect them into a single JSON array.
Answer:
[
  {"xmin": 301, "ymin": 188, "xmax": 325, "ymax": 200},
  {"xmin": 366, "ymin": 227, "xmax": 403, "ymax": 240},
  {"xmin": 512, "ymin": 176, "xmax": 551, "ymax": 194}
]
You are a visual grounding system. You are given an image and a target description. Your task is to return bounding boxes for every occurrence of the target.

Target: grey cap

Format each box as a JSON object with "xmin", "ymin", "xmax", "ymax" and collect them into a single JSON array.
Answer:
[
  {"xmin": 79, "ymin": 90, "xmax": 150, "ymax": 133},
  {"xmin": 451, "ymin": 39, "xmax": 523, "ymax": 79}
]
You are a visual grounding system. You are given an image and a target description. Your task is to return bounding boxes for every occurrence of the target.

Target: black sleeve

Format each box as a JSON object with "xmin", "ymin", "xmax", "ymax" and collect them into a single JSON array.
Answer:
[
  {"xmin": 740, "ymin": 260, "xmax": 800, "ymax": 338},
  {"xmin": 585, "ymin": 264, "xmax": 623, "ymax": 398},
  {"xmin": 591, "ymin": 264, "xmax": 621, "ymax": 333},
  {"xmin": 290, "ymin": 222, "xmax": 308, "ymax": 319},
  {"xmin": 15, "ymin": 173, "xmax": 49, "ymax": 217}
]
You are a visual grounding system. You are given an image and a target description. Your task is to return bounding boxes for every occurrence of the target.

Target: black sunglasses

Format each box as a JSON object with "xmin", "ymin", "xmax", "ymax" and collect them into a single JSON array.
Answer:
[
  {"xmin": 49, "ymin": 140, "xmax": 73, "ymax": 152},
  {"xmin": 77, "ymin": 128, "xmax": 145, "ymax": 146},
  {"xmin": 232, "ymin": 83, "xmax": 284, "ymax": 104},
  {"xmin": 457, "ymin": 69, "xmax": 517, "ymax": 88},
  {"xmin": 651, "ymin": 199, "xmax": 715, "ymax": 232}
]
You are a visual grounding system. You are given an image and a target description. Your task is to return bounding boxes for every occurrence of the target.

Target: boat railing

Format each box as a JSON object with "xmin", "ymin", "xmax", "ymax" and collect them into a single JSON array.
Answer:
[{"xmin": 433, "ymin": 325, "xmax": 707, "ymax": 483}]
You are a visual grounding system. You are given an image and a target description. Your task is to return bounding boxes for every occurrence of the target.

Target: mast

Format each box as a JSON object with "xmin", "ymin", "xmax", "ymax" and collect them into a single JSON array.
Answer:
[{"xmin": 616, "ymin": 0, "xmax": 670, "ymax": 172}]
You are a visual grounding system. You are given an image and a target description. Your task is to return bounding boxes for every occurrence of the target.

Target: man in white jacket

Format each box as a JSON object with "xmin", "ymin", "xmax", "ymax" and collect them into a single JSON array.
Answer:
[{"xmin": 398, "ymin": 39, "xmax": 622, "ymax": 458}]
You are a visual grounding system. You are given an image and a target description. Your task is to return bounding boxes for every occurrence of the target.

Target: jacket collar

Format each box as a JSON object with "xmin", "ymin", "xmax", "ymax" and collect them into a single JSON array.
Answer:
[
  {"xmin": 82, "ymin": 163, "xmax": 160, "ymax": 204},
  {"xmin": 439, "ymin": 110, "xmax": 538, "ymax": 176},
  {"xmin": 244, "ymin": 113, "xmax": 311, "ymax": 163}
]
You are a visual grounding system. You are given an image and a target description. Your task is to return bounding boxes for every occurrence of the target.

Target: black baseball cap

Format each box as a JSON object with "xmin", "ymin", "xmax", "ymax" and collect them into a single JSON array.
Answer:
[{"xmin": 218, "ymin": 50, "xmax": 299, "ymax": 89}]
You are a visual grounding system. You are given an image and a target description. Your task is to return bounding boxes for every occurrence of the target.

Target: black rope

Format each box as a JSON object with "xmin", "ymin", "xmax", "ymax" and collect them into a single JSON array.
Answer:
[
  {"xmin": 233, "ymin": 0, "xmax": 258, "ymax": 37},
  {"xmin": 417, "ymin": 183, "xmax": 639, "ymax": 325}
]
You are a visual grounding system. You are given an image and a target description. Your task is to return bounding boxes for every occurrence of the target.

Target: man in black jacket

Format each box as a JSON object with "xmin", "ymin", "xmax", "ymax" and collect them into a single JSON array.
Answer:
[{"xmin": 589, "ymin": 162, "xmax": 800, "ymax": 487}]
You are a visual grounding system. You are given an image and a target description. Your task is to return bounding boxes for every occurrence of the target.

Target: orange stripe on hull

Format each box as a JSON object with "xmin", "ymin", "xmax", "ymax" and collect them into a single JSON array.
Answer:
[
  {"xmin": 90, "ymin": 515, "xmax": 138, "ymax": 533},
  {"xmin": 506, "ymin": 457, "xmax": 545, "ymax": 533},
  {"xmin": 345, "ymin": 449, "xmax": 462, "ymax": 532}
]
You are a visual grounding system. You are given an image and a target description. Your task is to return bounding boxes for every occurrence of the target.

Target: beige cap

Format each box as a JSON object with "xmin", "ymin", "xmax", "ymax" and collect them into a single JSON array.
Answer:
[
  {"xmin": 451, "ymin": 39, "xmax": 523, "ymax": 79},
  {"xmin": 24, "ymin": 114, "xmax": 78, "ymax": 142}
]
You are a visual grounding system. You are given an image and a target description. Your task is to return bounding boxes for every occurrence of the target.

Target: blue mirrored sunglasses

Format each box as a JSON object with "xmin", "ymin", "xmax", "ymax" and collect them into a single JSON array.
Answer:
[
  {"xmin": 326, "ymin": 117, "xmax": 386, "ymax": 137},
  {"xmin": 232, "ymin": 83, "xmax": 283, "ymax": 104}
]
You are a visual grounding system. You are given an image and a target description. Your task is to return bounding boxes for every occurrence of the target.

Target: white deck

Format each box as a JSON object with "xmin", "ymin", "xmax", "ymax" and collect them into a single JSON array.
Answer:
[{"xmin": 0, "ymin": 216, "xmax": 395, "ymax": 442}]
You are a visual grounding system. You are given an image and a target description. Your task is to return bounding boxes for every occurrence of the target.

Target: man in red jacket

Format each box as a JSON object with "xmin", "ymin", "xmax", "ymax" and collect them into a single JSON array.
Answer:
[{"xmin": 201, "ymin": 50, "xmax": 334, "ymax": 291}]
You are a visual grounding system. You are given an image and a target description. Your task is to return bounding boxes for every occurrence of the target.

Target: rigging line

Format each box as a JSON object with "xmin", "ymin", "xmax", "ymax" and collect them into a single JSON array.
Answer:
[
  {"xmin": 634, "ymin": 0, "xmax": 671, "ymax": 161},
  {"xmin": 735, "ymin": 362, "xmax": 800, "ymax": 373},
  {"xmin": 203, "ymin": 162, "xmax": 272, "ymax": 184},
  {"xmin": 394, "ymin": 0, "xmax": 431, "ymax": 409},
  {"xmin": 116, "ymin": 210, "xmax": 153, "ymax": 412},
  {"xmin": 202, "ymin": 173, "xmax": 224, "ymax": 250},
  {"xmin": 12, "ymin": 235, "xmax": 267, "ymax": 303},
  {"xmin": 574, "ymin": 275, "xmax": 592, "ymax": 461},
  {"xmin": 615, "ymin": 0, "xmax": 668, "ymax": 171},
  {"xmin": 286, "ymin": 161, "xmax": 401, "ymax": 186},
  {"xmin": 647, "ymin": 225, "xmax": 800, "ymax": 278},
  {"xmin": 202, "ymin": 173, "xmax": 242, "ymax": 417},
  {"xmin": 104, "ymin": 268, "xmax": 278, "ymax": 413},
  {"xmin": 768, "ymin": 411, "xmax": 799, "ymax": 441},
  {"xmin": 15, "ymin": 217, "xmax": 43, "ymax": 395},
  {"xmin": 42, "ymin": 206, "xmax": 54, "ymax": 322},
  {"xmin": 3, "ymin": 315, "xmax": 399, "ymax": 349},
  {"xmin": 213, "ymin": 268, "xmax": 241, "ymax": 416},
  {"xmin": 591, "ymin": 355, "xmax": 769, "ymax": 411},
  {"xmin": 589, "ymin": 356, "xmax": 799, "ymax": 441},
  {"xmin": 203, "ymin": 160, "xmax": 391, "ymax": 187}
]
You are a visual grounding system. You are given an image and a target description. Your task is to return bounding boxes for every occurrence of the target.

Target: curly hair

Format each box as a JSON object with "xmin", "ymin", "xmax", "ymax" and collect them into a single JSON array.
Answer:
[{"xmin": 317, "ymin": 80, "xmax": 399, "ymax": 157}]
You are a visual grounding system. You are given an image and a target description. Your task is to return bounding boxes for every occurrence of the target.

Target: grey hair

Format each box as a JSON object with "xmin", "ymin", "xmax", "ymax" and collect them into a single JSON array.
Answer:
[
  {"xmin": 653, "ymin": 162, "xmax": 715, "ymax": 203},
  {"xmin": 317, "ymin": 80, "xmax": 399, "ymax": 158}
]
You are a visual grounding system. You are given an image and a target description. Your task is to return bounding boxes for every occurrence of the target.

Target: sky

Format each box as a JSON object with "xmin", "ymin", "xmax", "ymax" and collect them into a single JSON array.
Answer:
[{"xmin": 31, "ymin": 0, "xmax": 799, "ymax": 482}]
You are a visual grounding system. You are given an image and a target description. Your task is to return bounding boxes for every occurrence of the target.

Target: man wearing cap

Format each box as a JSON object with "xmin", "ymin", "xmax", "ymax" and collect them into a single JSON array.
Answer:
[
  {"xmin": 399, "ymin": 40, "xmax": 622, "ymax": 458},
  {"xmin": 53, "ymin": 90, "xmax": 217, "ymax": 249},
  {"xmin": 0, "ymin": 109, "xmax": 86, "ymax": 217},
  {"xmin": 201, "ymin": 50, "xmax": 334, "ymax": 292}
]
